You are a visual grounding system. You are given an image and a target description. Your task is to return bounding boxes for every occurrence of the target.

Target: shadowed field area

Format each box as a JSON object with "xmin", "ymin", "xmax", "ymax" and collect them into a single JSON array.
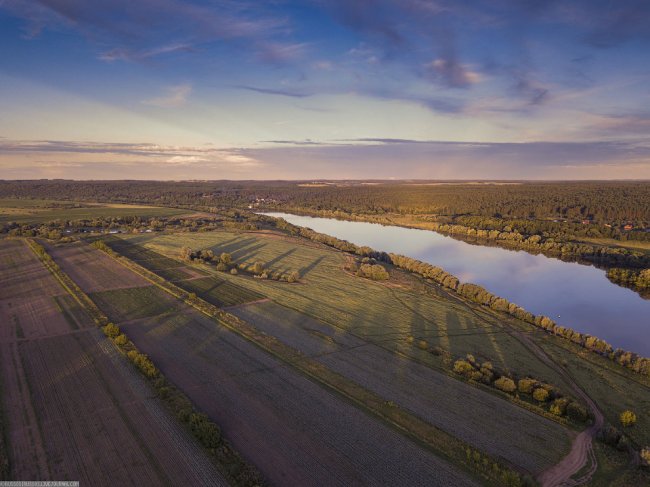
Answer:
[{"xmin": 0, "ymin": 239, "xmax": 227, "ymax": 486}]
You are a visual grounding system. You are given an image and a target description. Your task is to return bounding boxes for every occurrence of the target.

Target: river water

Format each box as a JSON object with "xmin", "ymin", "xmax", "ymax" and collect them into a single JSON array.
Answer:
[{"xmin": 264, "ymin": 212, "xmax": 650, "ymax": 356}]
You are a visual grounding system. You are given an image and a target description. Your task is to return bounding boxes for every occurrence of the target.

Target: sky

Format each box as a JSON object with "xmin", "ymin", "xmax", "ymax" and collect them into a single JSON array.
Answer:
[{"xmin": 1, "ymin": 0, "xmax": 649, "ymax": 180}]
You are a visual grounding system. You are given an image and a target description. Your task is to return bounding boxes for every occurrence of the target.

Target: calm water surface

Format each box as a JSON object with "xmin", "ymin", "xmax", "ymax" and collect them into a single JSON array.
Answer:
[{"xmin": 264, "ymin": 212, "xmax": 650, "ymax": 355}]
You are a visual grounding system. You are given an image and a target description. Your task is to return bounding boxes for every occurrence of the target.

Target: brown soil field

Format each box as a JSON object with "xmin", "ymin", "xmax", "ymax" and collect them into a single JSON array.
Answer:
[
  {"xmin": 230, "ymin": 300, "xmax": 572, "ymax": 475},
  {"xmin": 0, "ymin": 240, "xmax": 90, "ymax": 340},
  {"xmin": 120, "ymin": 308, "xmax": 479, "ymax": 486},
  {"xmin": 43, "ymin": 241, "xmax": 150, "ymax": 292},
  {"xmin": 0, "ymin": 239, "xmax": 66, "ymax": 301},
  {"xmin": 0, "ymin": 239, "xmax": 227, "ymax": 486}
]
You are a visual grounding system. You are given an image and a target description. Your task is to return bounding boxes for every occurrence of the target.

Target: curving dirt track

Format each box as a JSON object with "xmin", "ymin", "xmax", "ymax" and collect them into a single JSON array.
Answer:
[
  {"xmin": 515, "ymin": 331, "xmax": 604, "ymax": 487},
  {"xmin": 438, "ymin": 287, "xmax": 605, "ymax": 487}
]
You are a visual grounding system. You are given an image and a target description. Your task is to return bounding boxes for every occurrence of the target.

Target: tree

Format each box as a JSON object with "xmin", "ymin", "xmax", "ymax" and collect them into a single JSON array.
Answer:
[
  {"xmin": 180, "ymin": 246, "xmax": 193, "ymax": 261},
  {"xmin": 494, "ymin": 377, "xmax": 517, "ymax": 393},
  {"xmin": 287, "ymin": 271, "xmax": 300, "ymax": 283},
  {"xmin": 532, "ymin": 388, "xmax": 550, "ymax": 402},
  {"xmin": 252, "ymin": 261, "xmax": 265, "ymax": 274},
  {"xmin": 220, "ymin": 252, "xmax": 232, "ymax": 264},
  {"xmin": 640, "ymin": 447, "xmax": 650, "ymax": 466},
  {"xmin": 103, "ymin": 323, "xmax": 120, "ymax": 338},
  {"xmin": 567, "ymin": 402, "xmax": 589, "ymax": 422},
  {"xmin": 517, "ymin": 378, "xmax": 536, "ymax": 394},
  {"xmin": 620, "ymin": 410, "xmax": 637, "ymax": 427},
  {"xmin": 550, "ymin": 398, "xmax": 569, "ymax": 416}
]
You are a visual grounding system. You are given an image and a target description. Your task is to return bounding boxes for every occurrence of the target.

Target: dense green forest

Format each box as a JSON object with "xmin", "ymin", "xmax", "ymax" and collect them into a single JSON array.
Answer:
[
  {"xmin": 0, "ymin": 180, "xmax": 648, "ymax": 226},
  {"xmin": 1, "ymin": 180, "xmax": 648, "ymax": 280}
]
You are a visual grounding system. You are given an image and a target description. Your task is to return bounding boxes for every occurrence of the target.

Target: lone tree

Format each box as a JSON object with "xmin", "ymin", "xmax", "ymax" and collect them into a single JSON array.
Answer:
[{"xmin": 620, "ymin": 410, "xmax": 637, "ymax": 427}]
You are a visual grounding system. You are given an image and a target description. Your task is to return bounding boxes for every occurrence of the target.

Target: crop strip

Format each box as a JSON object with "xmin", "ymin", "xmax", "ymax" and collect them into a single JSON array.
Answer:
[
  {"xmin": 25, "ymin": 239, "xmax": 264, "ymax": 487},
  {"xmin": 97, "ymin": 237, "xmax": 534, "ymax": 487}
]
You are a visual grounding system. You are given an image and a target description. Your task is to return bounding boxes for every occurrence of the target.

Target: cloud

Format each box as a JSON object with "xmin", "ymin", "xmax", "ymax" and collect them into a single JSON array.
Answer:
[
  {"xmin": 235, "ymin": 85, "xmax": 312, "ymax": 98},
  {"xmin": 142, "ymin": 84, "xmax": 192, "ymax": 108},
  {"xmin": 3, "ymin": 0, "xmax": 289, "ymax": 63},
  {"xmin": 255, "ymin": 42, "xmax": 309, "ymax": 64},
  {"xmin": 424, "ymin": 58, "xmax": 481, "ymax": 88},
  {"xmin": 98, "ymin": 43, "xmax": 194, "ymax": 62}
]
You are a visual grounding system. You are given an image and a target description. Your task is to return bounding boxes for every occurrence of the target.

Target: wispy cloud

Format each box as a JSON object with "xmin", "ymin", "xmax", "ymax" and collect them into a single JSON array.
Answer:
[
  {"xmin": 235, "ymin": 85, "xmax": 312, "ymax": 98},
  {"xmin": 423, "ymin": 58, "xmax": 481, "ymax": 88},
  {"xmin": 142, "ymin": 84, "xmax": 192, "ymax": 108},
  {"xmin": 99, "ymin": 43, "xmax": 195, "ymax": 62}
]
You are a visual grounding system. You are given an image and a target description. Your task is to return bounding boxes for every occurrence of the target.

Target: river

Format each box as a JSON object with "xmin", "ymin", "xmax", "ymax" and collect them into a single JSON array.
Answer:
[{"xmin": 263, "ymin": 212, "xmax": 650, "ymax": 356}]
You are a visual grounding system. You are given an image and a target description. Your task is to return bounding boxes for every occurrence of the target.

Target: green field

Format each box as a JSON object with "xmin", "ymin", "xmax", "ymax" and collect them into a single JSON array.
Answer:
[
  {"xmin": 113, "ymin": 230, "xmax": 650, "ymax": 453},
  {"xmin": 0, "ymin": 198, "xmax": 189, "ymax": 223},
  {"xmin": 89, "ymin": 286, "xmax": 181, "ymax": 322}
]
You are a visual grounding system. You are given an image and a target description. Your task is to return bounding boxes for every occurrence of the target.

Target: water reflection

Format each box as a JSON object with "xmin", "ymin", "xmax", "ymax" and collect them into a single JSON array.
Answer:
[{"xmin": 264, "ymin": 212, "xmax": 650, "ymax": 355}]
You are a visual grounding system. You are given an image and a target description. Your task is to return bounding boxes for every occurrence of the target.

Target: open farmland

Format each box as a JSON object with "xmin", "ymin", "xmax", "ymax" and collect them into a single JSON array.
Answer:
[
  {"xmin": 0, "ymin": 239, "xmax": 227, "ymax": 485},
  {"xmin": 44, "ymin": 241, "xmax": 150, "ymax": 292},
  {"xmin": 0, "ymin": 198, "xmax": 189, "ymax": 224},
  {"xmin": 230, "ymin": 300, "xmax": 572, "ymax": 474},
  {"xmin": 113, "ymin": 229, "xmax": 650, "ymax": 470},
  {"xmin": 118, "ymin": 231, "xmax": 573, "ymax": 383},
  {"xmin": 47, "ymin": 240, "xmax": 480, "ymax": 485},
  {"xmin": 119, "ymin": 309, "xmax": 478, "ymax": 486}
]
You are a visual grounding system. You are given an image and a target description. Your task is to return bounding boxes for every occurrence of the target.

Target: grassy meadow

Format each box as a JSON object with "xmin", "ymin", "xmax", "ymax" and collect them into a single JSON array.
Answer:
[
  {"xmin": 0, "ymin": 198, "xmax": 189, "ymax": 223},
  {"xmin": 110, "ymin": 229, "xmax": 650, "ymax": 455}
]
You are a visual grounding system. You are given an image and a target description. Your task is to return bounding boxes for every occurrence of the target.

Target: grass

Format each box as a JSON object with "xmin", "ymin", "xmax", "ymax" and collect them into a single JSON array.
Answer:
[
  {"xmin": 181, "ymin": 277, "xmax": 264, "ymax": 308},
  {"xmin": 89, "ymin": 286, "xmax": 180, "ymax": 322},
  {"xmin": 116, "ymin": 229, "xmax": 650, "ymax": 454},
  {"xmin": 0, "ymin": 198, "xmax": 188, "ymax": 223},
  {"xmin": 119, "ymin": 231, "xmax": 569, "ymax": 384}
]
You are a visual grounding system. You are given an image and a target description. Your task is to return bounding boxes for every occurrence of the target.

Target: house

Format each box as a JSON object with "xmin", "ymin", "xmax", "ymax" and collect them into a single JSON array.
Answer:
[{"xmin": 623, "ymin": 224, "xmax": 633, "ymax": 231}]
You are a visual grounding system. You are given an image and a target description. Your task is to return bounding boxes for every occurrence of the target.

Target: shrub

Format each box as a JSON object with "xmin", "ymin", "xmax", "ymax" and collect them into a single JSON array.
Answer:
[
  {"xmin": 127, "ymin": 350, "xmax": 158, "ymax": 379},
  {"xmin": 517, "ymin": 378, "xmax": 536, "ymax": 394},
  {"xmin": 532, "ymin": 388, "xmax": 550, "ymax": 402},
  {"xmin": 640, "ymin": 447, "xmax": 650, "ymax": 466},
  {"xmin": 550, "ymin": 398, "xmax": 569, "ymax": 416},
  {"xmin": 620, "ymin": 410, "xmax": 637, "ymax": 427},
  {"xmin": 567, "ymin": 402, "xmax": 589, "ymax": 422},
  {"xmin": 494, "ymin": 377, "xmax": 517, "ymax": 393},
  {"xmin": 453, "ymin": 359, "xmax": 474, "ymax": 375},
  {"xmin": 102, "ymin": 323, "xmax": 120, "ymax": 338},
  {"xmin": 252, "ymin": 261, "xmax": 265, "ymax": 274}
]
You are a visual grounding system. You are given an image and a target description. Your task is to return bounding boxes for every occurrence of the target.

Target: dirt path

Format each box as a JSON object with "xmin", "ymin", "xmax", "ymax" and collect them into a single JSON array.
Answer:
[
  {"xmin": 517, "ymin": 331, "xmax": 604, "ymax": 487},
  {"xmin": 438, "ymin": 287, "xmax": 605, "ymax": 486}
]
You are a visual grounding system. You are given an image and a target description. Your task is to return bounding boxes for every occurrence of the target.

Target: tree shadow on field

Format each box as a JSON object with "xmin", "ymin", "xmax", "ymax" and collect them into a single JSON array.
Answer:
[
  {"xmin": 299, "ymin": 256, "xmax": 324, "ymax": 277},
  {"xmin": 266, "ymin": 248, "xmax": 296, "ymax": 268},
  {"xmin": 231, "ymin": 243, "xmax": 268, "ymax": 262},
  {"xmin": 210, "ymin": 237, "xmax": 258, "ymax": 256}
]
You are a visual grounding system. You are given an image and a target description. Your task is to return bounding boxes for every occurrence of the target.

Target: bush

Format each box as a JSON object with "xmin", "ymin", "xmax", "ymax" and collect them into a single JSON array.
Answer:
[
  {"xmin": 102, "ymin": 323, "xmax": 120, "ymax": 338},
  {"xmin": 640, "ymin": 447, "xmax": 650, "ymax": 466},
  {"xmin": 567, "ymin": 402, "xmax": 589, "ymax": 422},
  {"xmin": 517, "ymin": 378, "xmax": 536, "ymax": 394},
  {"xmin": 127, "ymin": 350, "xmax": 158, "ymax": 379},
  {"xmin": 550, "ymin": 398, "xmax": 569, "ymax": 416},
  {"xmin": 532, "ymin": 388, "xmax": 550, "ymax": 402},
  {"xmin": 620, "ymin": 410, "xmax": 637, "ymax": 427},
  {"xmin": 453, "ymin": 359, "xmax": 474, "ymax": 375},
  {"xmin": 494, "ymin": 377, "xmax": 517, "ymax": 393}
]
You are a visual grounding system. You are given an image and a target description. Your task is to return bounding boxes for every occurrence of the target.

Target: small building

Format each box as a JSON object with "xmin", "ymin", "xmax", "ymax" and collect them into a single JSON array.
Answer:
[{"xmin": 623, "ymin": 224, "xmax": 633, "ymax": 231}]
